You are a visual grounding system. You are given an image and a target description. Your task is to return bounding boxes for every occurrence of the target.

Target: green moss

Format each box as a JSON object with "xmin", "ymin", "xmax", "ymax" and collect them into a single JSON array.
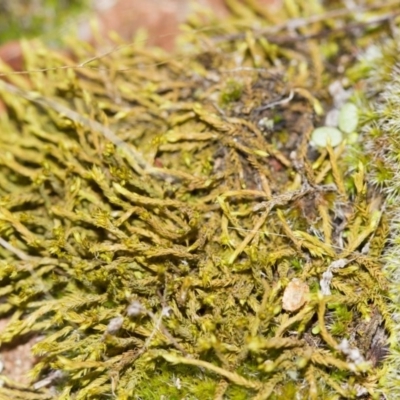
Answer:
[
  {"xmin": 225, "ymin": 385, "xmax": 257, "ymax": 400},
  {"xmin": 0, "ymin": 1, "xmax": 398, "ymax": 399},
  {"xmin": 220, "ymin": 79, "xmax": 244, "ymax": 106},
  {"xmin": 128, "ymin": 363, "xmax": 217, "ymax": 399}
]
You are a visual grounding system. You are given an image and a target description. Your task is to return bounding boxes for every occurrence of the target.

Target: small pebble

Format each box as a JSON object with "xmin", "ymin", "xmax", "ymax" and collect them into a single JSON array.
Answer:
[{"xmin": 282, "ymin": 278, "xmax": 310, "ymax": 312}]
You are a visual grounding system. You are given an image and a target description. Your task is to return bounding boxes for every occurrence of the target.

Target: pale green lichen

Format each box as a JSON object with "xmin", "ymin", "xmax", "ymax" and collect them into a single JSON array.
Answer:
[
  {"xmin": 311, "ymin": 126, "xmax": 343, "ymax": 148},
  {"xmin": 338, "ymin": 103, "xmax": 359, "ymax": 134}
]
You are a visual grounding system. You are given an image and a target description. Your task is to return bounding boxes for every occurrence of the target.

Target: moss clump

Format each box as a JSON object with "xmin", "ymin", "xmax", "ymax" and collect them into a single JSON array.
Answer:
[
  {"xmin": 219, "ymin": 79, "xmax": 244, "ymax": 106},
  {"xmin": 0, "ymin": 1, "xmax": 398, "ymax": 399},
  {"xmin": 361, "ymin": 39, "xmax": 400, "ymax": 399}
]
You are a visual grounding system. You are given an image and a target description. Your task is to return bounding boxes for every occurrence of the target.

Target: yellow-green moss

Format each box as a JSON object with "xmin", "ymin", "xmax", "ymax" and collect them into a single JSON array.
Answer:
[{"xmin": 0, "ymin": 1, "xmax": 398, "ymax": 399}]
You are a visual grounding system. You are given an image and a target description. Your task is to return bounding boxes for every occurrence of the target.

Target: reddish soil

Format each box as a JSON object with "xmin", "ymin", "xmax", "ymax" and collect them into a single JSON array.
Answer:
[{"xmin": 0, "ymin": 318, "xmax": 38, "ymax": 386}]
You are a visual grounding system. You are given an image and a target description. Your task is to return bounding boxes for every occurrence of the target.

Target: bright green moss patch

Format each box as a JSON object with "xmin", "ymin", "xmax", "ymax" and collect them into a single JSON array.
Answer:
[{"xmin": 220, "ymin": 79, "xmax": 244, "ymax": 106}]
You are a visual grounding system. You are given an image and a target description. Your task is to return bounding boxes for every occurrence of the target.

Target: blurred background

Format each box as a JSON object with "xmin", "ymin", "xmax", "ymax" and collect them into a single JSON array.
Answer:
[
  {"xmin": 0, "ymin": 0, "xmax": 282, "ymax": 68},
  {"xmin": 0, "ymin": 0, "xmax": 89, "ymax": 44}
]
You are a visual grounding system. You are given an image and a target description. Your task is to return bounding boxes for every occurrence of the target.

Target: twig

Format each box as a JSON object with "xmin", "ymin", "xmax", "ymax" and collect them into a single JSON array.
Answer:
[
  {"xmin": 0, "ymin": 80, "xmax": 149, "ymax": 174},
  {"xmin": 266, "ymin": 12, "xmax": 400, "ymax": 46},
  {"xmin": 0, "ymin": 236, "xmax": 32, "ymax": 261},
  {"xmin": 254, "ymin": 90, "xmax": 294, "ymax": 112},
  {"xmin": 213, "ymin": 1, "xmax": 400, "ymax": 43},
  {"xmin": 160, "ymin": 352, "xmax": 262, "ymax": 390}
]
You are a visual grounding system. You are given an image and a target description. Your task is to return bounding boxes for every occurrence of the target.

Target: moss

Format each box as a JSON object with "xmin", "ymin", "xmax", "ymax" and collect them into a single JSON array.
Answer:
[
  {"xmin": 361, "ymin": 39, "xmax": 400, "ymax": 399},
  {"xmin": 0, "ymin": 1, "xmax": 398, "ymax": 399},
  {"xmin": 220, "ymin": 79, "xmax": 244, "ymax": 106}
]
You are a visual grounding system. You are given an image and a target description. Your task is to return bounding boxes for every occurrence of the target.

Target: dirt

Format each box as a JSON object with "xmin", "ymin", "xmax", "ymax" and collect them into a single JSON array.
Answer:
[{"xmin": 0, "ymin": 319, "xmax": 39, "ymax": 386}]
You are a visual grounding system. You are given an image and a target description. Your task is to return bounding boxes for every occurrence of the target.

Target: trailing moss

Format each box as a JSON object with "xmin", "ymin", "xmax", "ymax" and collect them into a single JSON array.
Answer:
[{"xmin": 0, "ymin": 1, "xmax": 398, "ymax": 399}]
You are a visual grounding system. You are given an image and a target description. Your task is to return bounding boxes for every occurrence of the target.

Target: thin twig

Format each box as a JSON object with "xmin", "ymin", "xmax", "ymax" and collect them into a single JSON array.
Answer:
[
  {"xmin": 213, "ymin": 1, "xmax": 400, "ymax": 43},
  {"xmin": 266, "ymin": 12, "xmax": 400, "ymax": 46},
  {"xmin": 0, "ymin": 236, "xmax": 32, "ymax": 261},
  {"xmin": 254, "ymin": 90, "xmax": 294, "ymax": 112}
]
